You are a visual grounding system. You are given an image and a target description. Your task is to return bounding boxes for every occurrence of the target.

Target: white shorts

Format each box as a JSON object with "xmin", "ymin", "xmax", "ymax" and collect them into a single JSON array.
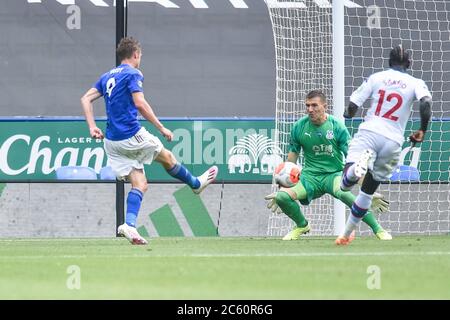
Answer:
[
  {"xmin": 104, "ymin": 127, "xmax": 164, "ymax": 179},
  {"xmin": 347, "ymin": 129, "xmax": 402, "ymax": 181}
]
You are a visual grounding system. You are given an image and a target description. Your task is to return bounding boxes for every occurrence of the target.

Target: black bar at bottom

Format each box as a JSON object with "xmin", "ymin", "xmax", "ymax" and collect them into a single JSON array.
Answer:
[{"xmin": 115, "ymin": 180, "xmax": 125, "ymax": 236}]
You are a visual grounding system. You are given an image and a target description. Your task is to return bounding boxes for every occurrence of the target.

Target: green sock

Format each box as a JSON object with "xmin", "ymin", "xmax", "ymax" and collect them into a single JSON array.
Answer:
[
  {"xmin": 362, "ymin": 212, "xmax": 382, "ymax": 234},
  {"xmin": 276, "ymin": 191, "xmax": 308, "ymax": 228},
  {"xmin": 333, "ymin": 186, "xmax": 382, "ymax": 234}
]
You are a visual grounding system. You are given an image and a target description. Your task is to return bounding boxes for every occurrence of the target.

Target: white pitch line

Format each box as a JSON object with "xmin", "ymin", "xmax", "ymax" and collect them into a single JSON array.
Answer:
[
  {"xmin": 191, "ymin": 252, "xmax": 450, "ymax": 257},
  {"xmin": 0, "ymin": 239, "xmax": 122, "ymax": 242},
  {"xmin": 0, "ymin": 252, "xmax": 449, "ymax": 259}
]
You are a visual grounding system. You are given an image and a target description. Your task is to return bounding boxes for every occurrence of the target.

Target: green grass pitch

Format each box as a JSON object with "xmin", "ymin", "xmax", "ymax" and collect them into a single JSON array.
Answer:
[{"xmin": 0, "ymin": 236, "xmax": 449, "ymax": 299}]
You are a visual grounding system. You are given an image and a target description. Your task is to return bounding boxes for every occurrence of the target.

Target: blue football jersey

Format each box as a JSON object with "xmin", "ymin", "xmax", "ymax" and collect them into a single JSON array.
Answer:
[{"xmin": 95, "ymin": 64, "xmax": 144, "ymax": 140}]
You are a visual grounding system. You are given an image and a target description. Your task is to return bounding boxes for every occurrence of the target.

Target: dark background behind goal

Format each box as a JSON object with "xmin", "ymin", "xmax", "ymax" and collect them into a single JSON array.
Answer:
[{"xmin": 1, "ymin": 0, "xmax": 449, "ymax": 118}]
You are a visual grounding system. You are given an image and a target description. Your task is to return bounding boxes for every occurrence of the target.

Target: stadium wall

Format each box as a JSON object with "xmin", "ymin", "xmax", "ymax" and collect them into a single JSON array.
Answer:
[
  {"xmin": 4, "ymin": 1, "xmax": 449, "ymax": 119},
  {"xmin": 0, "ymin": 183, "xmax": 271, "ymax": 237},
  {"xmin": 1, "ymin": 182, "xmax": 448, "ymax": 237},
  {"xmin": 1, "ymin": 0, "xmax": 275, "ymax": 117}
]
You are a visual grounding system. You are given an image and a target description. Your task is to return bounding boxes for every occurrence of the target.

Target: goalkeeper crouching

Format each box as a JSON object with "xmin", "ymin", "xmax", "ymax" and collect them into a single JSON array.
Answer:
[{"xmin": 265, "ymin": 90, "xmax": 391, "ymax": 240}]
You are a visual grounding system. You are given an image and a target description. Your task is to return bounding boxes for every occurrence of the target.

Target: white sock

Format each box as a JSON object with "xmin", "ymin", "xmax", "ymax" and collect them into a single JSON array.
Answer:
[
  {"xmin": 346, "ymin": 164, "xmax": 358, "ymax": 182},
  {"xmin": 343, "ymin": 191, "xmax": 374, "ymax": 238},
  {"xmin": 354, "ymin": 191, "xmax": 373, "ymax": 210},
  {"xmin": 343, "ymin": 214, "xmax": 361, "ymax": 238},
  {"xmin": 341, "ymin": 164, "xmax": 359, "ymax": 191}
]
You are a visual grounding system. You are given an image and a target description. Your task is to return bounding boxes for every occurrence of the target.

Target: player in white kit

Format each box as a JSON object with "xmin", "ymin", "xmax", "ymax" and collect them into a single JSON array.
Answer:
[{"xmin": 336, "ymin": 45, "xmax": 432, "ymax": 245}]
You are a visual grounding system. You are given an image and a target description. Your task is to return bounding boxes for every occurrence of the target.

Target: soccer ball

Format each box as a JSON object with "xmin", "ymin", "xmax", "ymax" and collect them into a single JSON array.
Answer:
[{"xmin": 273, "ymin": 162, "xmax": 301, "ymax": 187}]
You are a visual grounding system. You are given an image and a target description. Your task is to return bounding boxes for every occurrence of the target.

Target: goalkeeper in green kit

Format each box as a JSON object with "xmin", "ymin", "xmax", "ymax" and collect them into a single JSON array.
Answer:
[{"xmin": 265, "ymin": 90, "xmax": 392, "ymax": 240}]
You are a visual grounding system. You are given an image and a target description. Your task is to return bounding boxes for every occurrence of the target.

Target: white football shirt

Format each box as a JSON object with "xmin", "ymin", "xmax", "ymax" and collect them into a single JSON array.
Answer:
[{"xmin": 350, "ymin": 68, "xmax": 431, "ymax": 145}]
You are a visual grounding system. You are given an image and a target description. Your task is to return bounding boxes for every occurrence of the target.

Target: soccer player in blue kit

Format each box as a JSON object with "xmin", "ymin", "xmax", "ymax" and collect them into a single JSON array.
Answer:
[{"xmin": 81, "ymin": 37, "xmax": 218, "ymax": 245}]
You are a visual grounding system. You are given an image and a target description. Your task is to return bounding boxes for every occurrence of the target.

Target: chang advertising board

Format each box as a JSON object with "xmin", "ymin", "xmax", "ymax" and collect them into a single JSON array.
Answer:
[
  {"xmin": 0, "ymin": 119, "xmax": 448, "ymax": 182},
  {"xmin": 0, "ymin": 119, "xmax": 278, "ymax": 182}
]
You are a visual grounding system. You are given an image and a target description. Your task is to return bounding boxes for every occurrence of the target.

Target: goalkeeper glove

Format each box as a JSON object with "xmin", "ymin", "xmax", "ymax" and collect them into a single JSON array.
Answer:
[
  {"xmin": 264, "ymin": 192, "xmax": 283, "ymax": 214},
  {"xmin": 370, "ymin": 192, "xmax": 390, "ymax": 213}
]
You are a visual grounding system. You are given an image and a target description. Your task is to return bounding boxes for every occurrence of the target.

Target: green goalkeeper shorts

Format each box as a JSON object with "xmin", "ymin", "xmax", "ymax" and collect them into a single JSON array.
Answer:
[{"xmin": 292, "ymin": 171, "xmax": 342, "ymax": 205}]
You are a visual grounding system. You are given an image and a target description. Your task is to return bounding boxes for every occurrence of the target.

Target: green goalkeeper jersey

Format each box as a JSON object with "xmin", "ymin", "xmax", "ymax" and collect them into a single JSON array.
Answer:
[{"xmin": 288, "ymin": 114, "xmax": 351, "ymax": 175}]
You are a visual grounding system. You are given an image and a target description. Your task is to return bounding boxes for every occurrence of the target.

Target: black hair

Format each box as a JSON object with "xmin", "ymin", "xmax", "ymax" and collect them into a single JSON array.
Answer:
[{"xmin": 389, "ymin": 45, "xmax": 411, "ymax": 69}]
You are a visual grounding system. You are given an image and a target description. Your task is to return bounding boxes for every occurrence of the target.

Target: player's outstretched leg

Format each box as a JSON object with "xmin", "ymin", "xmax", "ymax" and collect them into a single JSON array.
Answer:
[
  {"xmin": 341, "ymin": 149, "xmax": 374, "ymax": 191},
  {"xmin": 275, "ymin": 190, "xmax": 310, "ymax": 240},
  {"xmin": 118, "ymin": 168, "xmax": 148, "ymax": 245},
  {"xmin": 336, "ymin": 172, "xmax": 381, "ymax": 245},
  {"xmin": 335, "ymin": 230, "xmax": 356, "ymax": 245},
  {"xmin": 333, "ymin": 183, "xmax": 392, "ymax": 240},
  {"xmin": 156, "ymin": 148, "xmax": 218, "ymax": 194},
  {"xmin": 335, "ymin": 194, "xmax": 371, "ymax": 246},
  {"xmin": 192, "ymin": 166, "xmax": 218, "ymax": 195}
]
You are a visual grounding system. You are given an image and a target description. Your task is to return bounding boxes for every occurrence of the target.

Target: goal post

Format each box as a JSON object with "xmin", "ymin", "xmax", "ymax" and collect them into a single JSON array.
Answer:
[
  {"xmin": 266, "ymin": 0, "xmax": 450, "ymax": 237},
  {"xmin": 332, "ymin": 0, "xmax": 346, "ymax": 236}
]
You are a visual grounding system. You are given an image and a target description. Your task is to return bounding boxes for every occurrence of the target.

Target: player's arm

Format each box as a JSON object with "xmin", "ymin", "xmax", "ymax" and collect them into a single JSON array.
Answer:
[
  {"xmin": 280, "ymin": 140, "xmax": 300, "ymax": 198},
  {"xmin": 409, "ymin": 96, "xmax": 432, "ymax": 147},
  {"xmin": 343, "ymin": 101, "xmax": 359, "ymax": 119},
  {"xmin": 266, "ymin": 153, "xmax": 298, "ymax": 213},
  {"xmin": 336, "ymin": 122, "xmax": 351, "ymax": 158},
  {"xmin": 132, "ymin": 92, "xmax": 173, "ymax": 142},
  {"xmin": 287, "ymin": 124, "xmax": 302, "ymax": 163},
  {"xmin": 265, "ymin": 131, "xmax": 301, "ymax": 212},
  {"xmin": 80, "ymin": 88, "xmax": 104, "ymax": 139},
  {"xmin": 345, "ymin": 76, "xmax": 373, "ymax": 118},
  {"xmin": 287, "ymin": 152, "xmax": 299, "ymax": 163}
]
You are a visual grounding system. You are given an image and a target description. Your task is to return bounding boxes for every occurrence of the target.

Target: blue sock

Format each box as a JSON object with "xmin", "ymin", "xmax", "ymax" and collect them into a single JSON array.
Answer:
[
  {"xmin": 126, "ymin": 188, "xmax": 143, "ymax": 227},
  {"xmin": 351, "ymin": 191, "xmax": 372, "ymax": 218},
  {"xmin": 167, "ymin": 163, "xmax": 200, "ymax": 189},
  {"xmin": 351, "ymin": 202, "xmax": 368, "ymax": 218}
]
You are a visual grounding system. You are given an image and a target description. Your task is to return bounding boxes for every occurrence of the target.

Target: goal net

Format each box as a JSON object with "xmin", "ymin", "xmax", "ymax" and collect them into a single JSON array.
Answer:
[{"xmin": 266, "ymin": 0, "xmax": 450, "ymax": 236}]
